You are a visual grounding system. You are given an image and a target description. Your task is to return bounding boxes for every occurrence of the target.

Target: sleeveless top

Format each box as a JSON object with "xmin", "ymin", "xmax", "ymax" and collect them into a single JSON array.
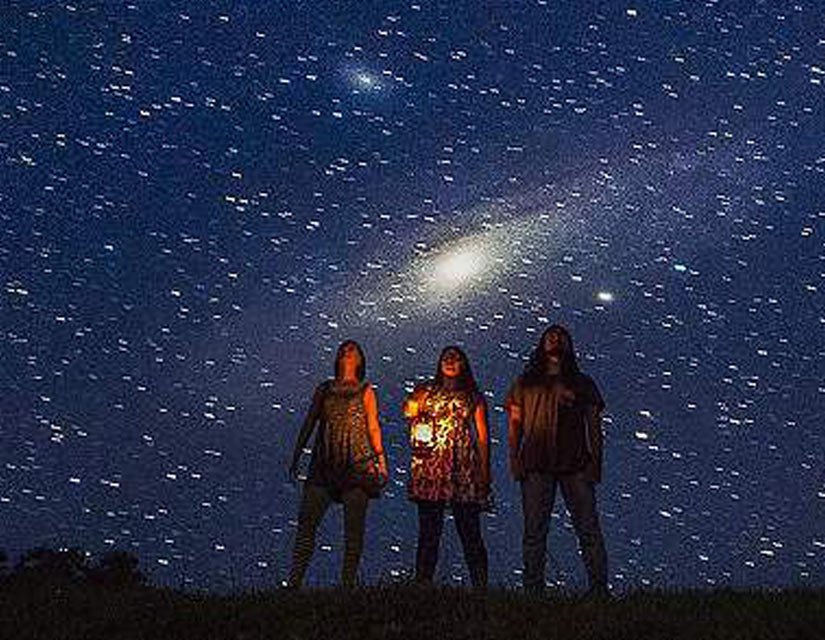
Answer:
[
  {"xmin": 407, "ymin": 384, "xmax": 488, "ymax": 504},
  {"xmin": 307, "ymin": 380, "xmax": 379, "ymax": 500}
]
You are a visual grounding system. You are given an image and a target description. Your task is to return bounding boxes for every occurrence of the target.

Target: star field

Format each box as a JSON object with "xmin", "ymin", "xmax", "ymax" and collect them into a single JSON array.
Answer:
[{"xmin": 1, "ymin": 1, "xmax": 823, "ymax": 590}]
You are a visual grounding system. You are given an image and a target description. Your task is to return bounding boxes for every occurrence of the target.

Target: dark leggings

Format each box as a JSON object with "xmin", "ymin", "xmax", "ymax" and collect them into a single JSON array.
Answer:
[
  {"xmin": 288, "ymin": 484, "xmax": 369, "ymax": 587},
  {"xmin": 415, "ymin": 501, "xmax": 488, "ymax": 587}
]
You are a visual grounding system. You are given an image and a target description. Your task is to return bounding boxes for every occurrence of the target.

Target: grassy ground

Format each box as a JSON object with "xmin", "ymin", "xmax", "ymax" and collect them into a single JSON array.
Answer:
[{"xmin": 2, "ymin": 579, "xmax": 824, "ymax": 640}]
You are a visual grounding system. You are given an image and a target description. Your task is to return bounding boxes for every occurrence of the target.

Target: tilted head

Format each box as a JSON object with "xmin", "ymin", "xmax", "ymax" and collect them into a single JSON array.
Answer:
[
  {"xmin": 524, "ymin": 324, "xmax": 580, "ymax": 378},
  {"xmin": 434, "ymin": 345, "xmax": 478, "ymax": 393},
  {"xmin": 334, "ymin": 340, "xmax": 366, "ymax": 381}
]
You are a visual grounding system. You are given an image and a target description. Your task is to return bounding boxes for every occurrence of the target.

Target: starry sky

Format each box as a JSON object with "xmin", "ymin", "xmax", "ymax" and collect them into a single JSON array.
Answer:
[{"xmin": 1, "ymin": 1, "xmax": 824, "ymax": 591}]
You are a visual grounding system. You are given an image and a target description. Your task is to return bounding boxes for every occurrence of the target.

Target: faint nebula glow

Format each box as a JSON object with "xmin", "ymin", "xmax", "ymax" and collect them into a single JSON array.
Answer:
[
  {"xmin": 355, "ymin": 72, "xmax": 378, "ymax": 89},
  {"xmin": 346, "ymin": 205, "xmax": 576, "ymax": 321}
]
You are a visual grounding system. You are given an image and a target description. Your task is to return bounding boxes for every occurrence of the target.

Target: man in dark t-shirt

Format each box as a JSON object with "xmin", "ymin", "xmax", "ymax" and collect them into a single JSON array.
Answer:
[{"xmin": 506, "ymin": 325, "xmax": 608, "ymax": 596}]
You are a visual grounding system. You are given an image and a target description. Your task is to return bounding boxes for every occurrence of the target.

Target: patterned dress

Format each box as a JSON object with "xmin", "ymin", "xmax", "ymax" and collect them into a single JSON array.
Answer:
[
  {"xmin": 407, "ymin": 384, "xmax": 488, "ymax": 504},
  {"xmin": 307, "ymin": 380, "xmax": 380, "ymax": 500}
]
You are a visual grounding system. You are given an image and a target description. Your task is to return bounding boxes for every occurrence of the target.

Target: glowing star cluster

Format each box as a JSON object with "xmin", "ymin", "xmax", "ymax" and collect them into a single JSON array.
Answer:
[
  {"xmin": 428, "ymin": 243, "xmax": 489, "ymax": 289},
  {"xmin": 346, "ymin": 68, "xmax": 385, "ymax": 94}
]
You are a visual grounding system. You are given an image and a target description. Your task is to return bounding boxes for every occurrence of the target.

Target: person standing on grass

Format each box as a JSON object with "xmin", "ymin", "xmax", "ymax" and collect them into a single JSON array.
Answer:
[
  {"xmin": 404, "ymin": 346, "xmax": 491, "ymax": 588},
  {"xmin": 287, "ymin": 340, "xmax": 388, "ymax": 587},
  {"xmin": 506, "ymin": 325, "xmax": 609, "ymax": 596}
]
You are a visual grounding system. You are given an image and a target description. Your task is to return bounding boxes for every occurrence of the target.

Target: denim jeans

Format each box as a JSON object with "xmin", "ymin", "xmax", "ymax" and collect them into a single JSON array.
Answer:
[
  {"xmin": 288, "ymin": 484, "xmax": 369, "ymax": 587},
  {"xmin": 415, "ymin": 501, "xmax": 488, "ymax": 587},
  {"xmin": 520, "ymin": 471, "xmax": 607, "ymax": 591}
]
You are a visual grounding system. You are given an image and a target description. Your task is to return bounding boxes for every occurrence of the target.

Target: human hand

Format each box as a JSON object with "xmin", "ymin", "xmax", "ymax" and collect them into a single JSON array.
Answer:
[
  {"xmin": 404, "ymin": 389, "xmax": 429, "ymax": 419},
  {"xmin": 403, "ymin": 398, "xmax": 420, "ymax": 419},
  {"xmin": 377, "ymin": 455, "xmax": 389, "ymax": 484},
  {"xmin": 559, "ymin": 386, "xmax": 576, "ymax": 407}
]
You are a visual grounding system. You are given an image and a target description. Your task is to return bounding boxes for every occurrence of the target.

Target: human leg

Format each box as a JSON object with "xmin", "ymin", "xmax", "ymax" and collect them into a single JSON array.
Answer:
[
  {"xmin": 559, "ymin": 474, "xmax": 608, "ymax": 592},
  {"xmin": 288, "ymin": 484, "xmax": 333, "ymax": 587},
  {"xmin": 341, "ymin": 487, "xmax": 370, "ymax": 587},
  {"xmin": 520, "ymin": 472, "xmax": 557, "ymax": 591},
  {"xmin": 452, "ymin": 502, "xmax": 488, "ymax": 588},
  {"xmin": 415, "ymin": 501, "xmax": 445, "ymax": 583}
]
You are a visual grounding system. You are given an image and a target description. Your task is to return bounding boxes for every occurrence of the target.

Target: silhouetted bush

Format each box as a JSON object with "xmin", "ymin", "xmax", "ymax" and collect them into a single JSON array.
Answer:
[
  {"xmin": 15, "ymin": 547, "xmax": 91, "ymax": 583},
  {"xmin": 89, "ymin": 550, "xmax": 145, "ymax": 588},
  {"xmin": 8, "ymin": 547, "xmax": 147, "ymax": 591}
]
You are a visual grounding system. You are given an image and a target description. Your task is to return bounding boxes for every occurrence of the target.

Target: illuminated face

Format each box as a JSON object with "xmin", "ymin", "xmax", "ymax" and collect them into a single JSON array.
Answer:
[
  {"xmin": 440, "ymin": 349, "xmax": 464, "ymax": 378},
  {"xmin": 543, "ymin": 329, "xmax": 566, "ymax": 356},
  {"xmin": 337, "ymin": 342, "xmax": 362, "ymax": 374}
]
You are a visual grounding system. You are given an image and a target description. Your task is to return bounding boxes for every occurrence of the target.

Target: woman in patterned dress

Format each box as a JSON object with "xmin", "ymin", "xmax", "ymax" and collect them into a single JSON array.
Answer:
[
  {"xmin": 404, "ymin": 346, "xmax": 491, "ymax": 587},
  {"xmin": 287, "ymin": 340, "xmax": 388, "ymax": 587}
]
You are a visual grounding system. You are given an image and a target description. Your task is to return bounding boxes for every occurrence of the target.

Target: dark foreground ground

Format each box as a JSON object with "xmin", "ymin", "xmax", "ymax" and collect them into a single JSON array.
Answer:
[{"xmin": 3, "ymin": 579, "xmax": 824, "ymax": 640}]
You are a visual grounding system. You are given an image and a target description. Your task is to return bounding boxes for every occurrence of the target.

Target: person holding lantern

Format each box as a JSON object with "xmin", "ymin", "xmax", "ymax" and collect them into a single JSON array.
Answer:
[{"xmin": 404, "ymin": 346, "xmax": 491, "ymax": 587}]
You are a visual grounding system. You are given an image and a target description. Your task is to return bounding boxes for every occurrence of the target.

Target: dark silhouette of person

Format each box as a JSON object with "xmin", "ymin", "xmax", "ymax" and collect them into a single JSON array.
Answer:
[
  {"xmin": 506, "ymin": 325, "xmax": 608, "ymax": 596},
  {"xmin": 404, "ymin": 346, "xmax": 491, "ymax": 587},
  {"xmin": 287, "ymin": 340, "xmax": 388, "ymax": 587}
]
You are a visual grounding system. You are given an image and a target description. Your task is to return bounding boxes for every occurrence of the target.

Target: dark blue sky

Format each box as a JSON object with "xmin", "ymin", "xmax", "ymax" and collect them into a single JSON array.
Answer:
[{"xmin": 1, "ymin": 0, "xmax": 823, "ymax": 590}]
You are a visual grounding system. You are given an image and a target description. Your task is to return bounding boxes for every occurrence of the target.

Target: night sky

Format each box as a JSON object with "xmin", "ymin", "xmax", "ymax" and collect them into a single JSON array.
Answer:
[{"xmin": 2, "ymin": 1, "xmax": 823, "ymax": 591}]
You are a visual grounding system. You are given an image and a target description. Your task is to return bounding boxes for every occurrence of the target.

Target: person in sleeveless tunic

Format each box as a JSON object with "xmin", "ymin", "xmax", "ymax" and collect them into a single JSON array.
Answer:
[
  {"xmin": 287, "ymin": 340, "xmax": 388, "ymax": 587},
  {"xmin": 404, "ymin": 346, "xmax": 490, "ymax": 587},
  {"xmin": 506, "ymin": 325, "xmax": 608, "ymax": 597}
]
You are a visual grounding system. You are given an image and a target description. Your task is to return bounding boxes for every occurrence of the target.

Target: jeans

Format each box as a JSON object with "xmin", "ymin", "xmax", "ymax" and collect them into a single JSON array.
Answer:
[
  {"xmin": 288, "ymin": 484, "xmax": 369, "ymax": 587},
  {"xmin": 520, "ymin": 471, "xmax": 607, "ymax": 591},
  {"xmin": 415, "ymin": 501, "xmax": 488, "ymax": 587}
]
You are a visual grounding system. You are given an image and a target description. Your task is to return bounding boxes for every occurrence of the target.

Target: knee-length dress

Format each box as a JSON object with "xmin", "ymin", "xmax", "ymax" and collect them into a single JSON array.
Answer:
[{"xmin": 407, "ymin": 384, "xmax": 487, "ymax": 505}]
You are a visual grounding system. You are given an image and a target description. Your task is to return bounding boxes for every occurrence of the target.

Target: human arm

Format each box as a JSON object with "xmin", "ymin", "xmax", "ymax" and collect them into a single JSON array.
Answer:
[
  {"xmin": 364, "ymin": 384, "xmax": 388, "ymax": 481},
  {"xmin": 473, "ymin": 396, "xmax": 491, "ymax": 487},
  {"xmin": 505, "ymin": 381, "xmax": 525, "ymax": 481},
  {"xmin": 402, "ymin": 385, "xmax": 429, "ymax": 419},
  {"xmin": 580, "ymin": 376, "xmax": 605, "ymax": 483},
  {"xmin": 288, "ymin": 385, "xmax": 324, "ymax": 481},
  {"xmin": 583, "ymin": 405, "xmax": 604, "ymax": 483}
]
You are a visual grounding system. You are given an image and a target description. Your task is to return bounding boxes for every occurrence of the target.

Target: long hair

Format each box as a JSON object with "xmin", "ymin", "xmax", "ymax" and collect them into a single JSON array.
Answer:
[
  {"xmin": 523, "ymin": 324, "xmax": 580, "ymax": 380},
  {"xmin": 333, "ymin": 340, "xmax": 366, "ymax": 382},
  {"xmin": 433, "ymin": 345, "xmax": 479, "ymax": 394}
]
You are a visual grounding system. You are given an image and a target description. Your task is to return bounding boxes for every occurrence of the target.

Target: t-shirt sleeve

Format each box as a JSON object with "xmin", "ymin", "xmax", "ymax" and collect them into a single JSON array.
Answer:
[
  {"xmin": 505, "ymin": 378, "xmax": 524, "ymax": 412},
  {"xmin": 311, "ymin": 382, "xmax": 327, "ymax": 406},
  {"xmin": 578, "ymin": 375, "xmax": 605, "ymax": 411}
]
